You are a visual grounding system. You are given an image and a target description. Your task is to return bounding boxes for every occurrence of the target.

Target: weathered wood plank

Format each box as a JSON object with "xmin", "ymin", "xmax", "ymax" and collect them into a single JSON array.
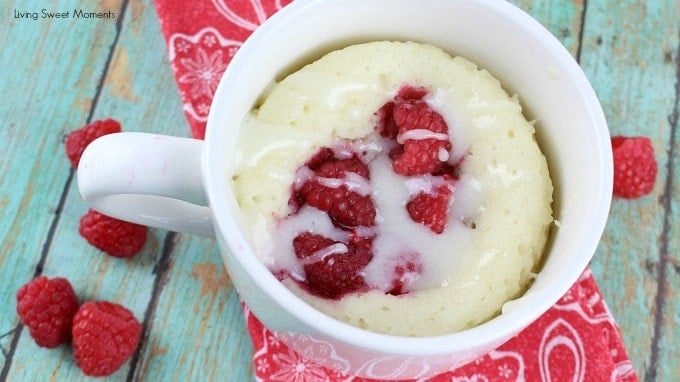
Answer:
[
  {"xmin": 5, "ymin": 0, "xmax": 253, "ymax": 380},
  {"xmin": 131, "ymin": 237, "xmax": 254, "ymax": 381},
  {"xmin": 578, "ymin": 0, "xmax": 680, "ymax": 379},
  {"xmin": 655, "ymin": 34, "xmax": 680, "ymax": 382},
  {"xmin": 0, "ymin": 0, "xmax": 124, "ymax": 377},
  {"xmin": 510, "ymin": 0, "xmax": 584, "ymax": 58}
]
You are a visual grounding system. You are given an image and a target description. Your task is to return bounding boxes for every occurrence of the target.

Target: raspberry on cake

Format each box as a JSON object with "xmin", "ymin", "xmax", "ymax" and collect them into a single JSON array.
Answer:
[{"xmin": 232, "ymin": 41, "xmax": 554, "ymax": 336}]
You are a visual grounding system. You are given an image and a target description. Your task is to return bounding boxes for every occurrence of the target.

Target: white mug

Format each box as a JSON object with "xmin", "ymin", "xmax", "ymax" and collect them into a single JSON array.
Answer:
[{"xmin": 78, "ymin": 0, "xmax": 612, "ymax": 379}]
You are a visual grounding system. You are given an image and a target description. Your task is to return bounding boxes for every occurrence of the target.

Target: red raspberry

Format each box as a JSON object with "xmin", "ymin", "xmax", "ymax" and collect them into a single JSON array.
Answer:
[
  {"xmin": 406, "ymin": 183, "xmax": 453, "ymax": 234},
  {"xmin": 79, "ymin": 209, "xmax": 148, "ymax": 258},
  {"xmin": 392, "ymin": 99, "xmax": 448, "ymax": 135},
  {"xmin": 65, "ymin": 118, "xmax": 121, "ymax": 168},
  {"xmin": 15, "ymin": 276, "xmax": 79, "ymax": 348},
  {"xmin": 293, "ymin": 232, "xmax": 373, "ymax": 298},
  {"xmin": 307, "ymin": 147, "xmax": 370, "ymax": 178},
  {"xmin": 375, "ymin": 86, "xmax": 429, "ymax": 139},
  {"xmin": 611, "ymin": 136, "xmax": 657, "ymax": 198},
  {"xmin": 295, "ymin": 148, "xmax": 376, "ymax": 228},
  {"xmin": 376, "ymin": 86, "xmax": 452, "ymax": 176},
  {"xmin": 72, "ymin": 301, "xmax": 142, "ymax": 377},
  {"xmin": 301, "ymin": 185, "xmax": 376, "ymax": 228},
  {"xmin": 293, "ymin": 232, "xmax": 340, "ymax": 259},
  {"xmin": 391, "ymin": 100, "xmax": 451, "ymax": 176}
]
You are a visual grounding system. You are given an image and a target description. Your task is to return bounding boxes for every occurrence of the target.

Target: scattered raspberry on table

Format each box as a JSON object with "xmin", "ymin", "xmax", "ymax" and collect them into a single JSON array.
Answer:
[
  {"xmin": 16, "ymin": 276, "xmax": 80, "ymax": 348},
  {"xmin": 72, "ymin": 301, "xmax": 142, "ymax": 377},
  {"xmin": 611, "ymin": 136, "xmax": 657, "ymax": 198},
  {"xmin": 64, "ymin": 118, "xmax": 121, "ymax": 168},
  {"xmin": 79, "ymin": 209, "xmax": 148, "ymax": 258}
]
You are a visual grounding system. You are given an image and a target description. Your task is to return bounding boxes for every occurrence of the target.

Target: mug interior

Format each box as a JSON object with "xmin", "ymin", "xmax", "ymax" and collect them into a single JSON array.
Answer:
[{"xmin": 205, "ymin": 0, "xmax": 612, "ymax": 356}]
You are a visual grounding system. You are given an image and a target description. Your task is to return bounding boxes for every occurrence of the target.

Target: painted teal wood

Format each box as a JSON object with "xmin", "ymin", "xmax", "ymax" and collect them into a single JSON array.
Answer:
[
  {"xmin": 3, "ymin": 0, "xmax": 252, "ymax": 380},
  {"xmin": 130, "ymin": 237, "xmax": 254, "ymax": 381},
  {"xmin": 512, "ymin": 0, "xmax": 584, "ymax": 57},
  {"xmin": 577, "ymin": 1, "xmax": 680, "ymax": 380},
  {"xmin": 0, "ymin": 0, "xmax": 678, "ymax": 381},
  {"xmin": 0, "ymin": 0, "xmax": 125, "ymax": 378}
]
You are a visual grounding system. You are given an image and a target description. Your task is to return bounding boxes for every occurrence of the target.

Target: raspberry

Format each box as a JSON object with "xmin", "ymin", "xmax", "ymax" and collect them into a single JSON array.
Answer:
[
  {"xmin": 295, "ymin": 147, "xmax": 376, "ymax": 228},
  {"xmin": 376, "ymin": 86, "xmax": 429, "ymax": 139},
  {"xmin": 376, "ymin": 101, "xmax": 399, "ymax": 139},
  {"xmin": 79, "ymin": 209, "xmax": 148, "ymax": 258},
  {"xmin": 65, "ymin": 118, "xmax": 121, "ymax": 168},
  {"xmin": 15, "ymin": 276, "xmax": 79, "ymax": 348},
  {"xmin": 376, "ymin": 86, "xmax": 452, "ymax": 176},
  {"xmin": 391, "ymin": 100, "xmax": 451, "ymax": 176},
  {"xmin": 293, "ymin": 232, "xmax": 373, "ymax": 298},
  {"xmin": 611, "ymin": 136, "xmax": 657, "ymax": 198},
  {"xmin": 406, "ymin": 183, "xmax": 453, "ymax": 233},
  {"xmin": 307, "ymin": 147, "xmax": 370, "ymax": 178},
  {"xmin": 72, "ymin": 301, "xmax": 142, "ymax": 377}
]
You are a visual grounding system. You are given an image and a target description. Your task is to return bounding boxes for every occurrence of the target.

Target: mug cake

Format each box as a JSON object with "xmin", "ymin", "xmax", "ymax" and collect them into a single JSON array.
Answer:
[{"xmin": 231, "ymin": 41, "xmax": 554, "ymax": 336}]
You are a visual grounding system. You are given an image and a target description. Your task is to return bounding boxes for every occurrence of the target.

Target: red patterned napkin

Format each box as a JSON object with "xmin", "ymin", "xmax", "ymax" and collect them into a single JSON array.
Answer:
[{"xmin": 153, "ymin": 1, "xmax": 638, "ymax": 380}]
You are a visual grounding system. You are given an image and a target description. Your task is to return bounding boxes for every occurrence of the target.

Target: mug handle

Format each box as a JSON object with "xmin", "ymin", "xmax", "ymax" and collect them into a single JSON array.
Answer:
[{"xmin": 77, "ymin": 132, "xmax": 215, "ymax": 238}]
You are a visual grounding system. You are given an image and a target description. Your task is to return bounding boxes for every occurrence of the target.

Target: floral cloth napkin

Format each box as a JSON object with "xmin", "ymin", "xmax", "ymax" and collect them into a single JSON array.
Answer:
[{"xmin": 153, "ymin": 0, "xmax": 638, "ymax": 380}]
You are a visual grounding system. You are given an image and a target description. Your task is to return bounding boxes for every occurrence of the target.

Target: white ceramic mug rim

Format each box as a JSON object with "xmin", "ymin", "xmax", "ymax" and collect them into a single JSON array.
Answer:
[{"xmin": 203, "ymin": 0, "xmax": 612, "ymax": 356}]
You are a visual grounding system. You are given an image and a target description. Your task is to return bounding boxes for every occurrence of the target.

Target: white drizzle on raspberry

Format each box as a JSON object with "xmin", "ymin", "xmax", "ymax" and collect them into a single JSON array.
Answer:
[
  {"xmin": 274, "ymin": 206, "xmax": 351, "ymax": 281},
  {"xmin": 404, "ymin": 174, "xmax": 455, "ymax": 196},
  {"xmin": 363, "ymin": 154, "xmax": 471, "ymax": 291},
  {"xmin": 396, "ymin": 129, "xmax": 449, "ymax": 144},
  {"xmin": 315, "ymin": 172, "xmax": 372, "ymax": 196},
  {"xmin": 299, "ymin": 243, "xmax": 349, "ymax": 265},
  {"xmin": 273, "ymin": 89, "xmax": 480, "ymax": 295}
]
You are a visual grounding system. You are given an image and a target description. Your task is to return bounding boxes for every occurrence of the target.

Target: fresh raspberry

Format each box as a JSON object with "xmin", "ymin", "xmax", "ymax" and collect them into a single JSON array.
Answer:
[
  {"xmin": 295, "ymin": 147, "xmax": 376, "ymax": 228},
  {"xmin": 301, "ymin": 185, "xmax": 376, "ymax": 228},
  {"xmin": 71, "ymin": 301, "xmax": 142, "ymax": 377},
  {"xmin": 376, "ymin": 86, "xmax": 429, "ymax": 139},
  {"xmin": 293, "ymin": 232, "xmax": 338, "ymax": 259},
  {"xmin": 376, "ymin": 86, "xmax": 452, "ymax": 176},
  {"xmin": 306, "ymin": 147, "xmax": 371, "ymax": 178},
  {"xmin": 79, "ymin": 209, "xmax": 148, "ymax": 258},
  {"xmin": 392, "ymin": 99, "xmax": 448, "ymax": 135},
  {"xmin": 293, "ymin": 232, "xmax": 373, "ymax": 298},
  {"xmin": 406, "ymin": 183, "xmax": 453, "ymax": 234},
  {"xmin": 15, "ymin": 276, "xmax": 79, "ymax": 348},
  {"xmin": 391, "ymin": 100, "xmax": 451, "ymax": 176},
  {"xmin": 65, "ymin": 118, "xmax": 121, "ymax": 168},
  {"xmin": 611, "ymin": 136, "xmax": 657, "ymax": 198}
]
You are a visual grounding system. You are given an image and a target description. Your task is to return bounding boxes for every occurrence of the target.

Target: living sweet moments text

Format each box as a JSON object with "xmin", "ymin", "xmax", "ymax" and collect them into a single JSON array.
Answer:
[{"xmin": 13, "ymin": 9, "xmax": 116, "ymax": 20}]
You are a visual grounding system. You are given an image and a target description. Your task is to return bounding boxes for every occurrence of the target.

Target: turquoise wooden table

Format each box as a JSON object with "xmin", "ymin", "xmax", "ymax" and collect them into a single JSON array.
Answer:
[{"xmin": 0, "ymin": 0, "xmax": 678, "ymax": 380}]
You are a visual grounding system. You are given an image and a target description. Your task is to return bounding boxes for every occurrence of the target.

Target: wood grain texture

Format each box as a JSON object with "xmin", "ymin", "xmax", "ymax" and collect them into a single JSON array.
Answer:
[
  {"xmin": 130, "ymin": 237, "xmax": 254, "ymax": 381},
  {"xmin": 576, "ymin": 1, "xmax": 680, "ymax": 380},
  {"xmin": 0, "ymin": 0, "xmax": 123, "ymax": 378},
  {"xmin": 0, "ymin": 0, "xmax": 678, "ymax": 380}
]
